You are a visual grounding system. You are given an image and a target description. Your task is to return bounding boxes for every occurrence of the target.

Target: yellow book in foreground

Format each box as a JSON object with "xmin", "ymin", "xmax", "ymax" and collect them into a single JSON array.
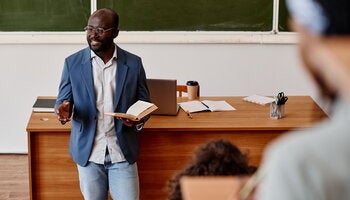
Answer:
[{"xmin": 105, "ymin": 100, "xmax": 158, "ymax": 121}]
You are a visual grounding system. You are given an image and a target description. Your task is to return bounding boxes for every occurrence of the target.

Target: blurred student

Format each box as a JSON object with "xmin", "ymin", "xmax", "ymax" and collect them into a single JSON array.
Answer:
[
  {"xmin": 256, "ymin": 0, "xmax": 350, "ymax": 199},
  {"xmin": 168, "ymin": 139, "xmax": 256, "ymax": 200}
]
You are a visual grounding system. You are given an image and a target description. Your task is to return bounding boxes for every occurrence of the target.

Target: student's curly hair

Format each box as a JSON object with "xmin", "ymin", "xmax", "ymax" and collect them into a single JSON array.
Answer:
[{"xmin": 167, "ymin": 139, "xmax": 257, "ymax": 200}]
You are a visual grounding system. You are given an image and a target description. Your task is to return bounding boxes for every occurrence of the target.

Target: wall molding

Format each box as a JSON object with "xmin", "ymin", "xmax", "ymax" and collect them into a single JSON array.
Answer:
[{"xmin": 0, "ymin": 31, "xmax": 298, "ymax": 44}]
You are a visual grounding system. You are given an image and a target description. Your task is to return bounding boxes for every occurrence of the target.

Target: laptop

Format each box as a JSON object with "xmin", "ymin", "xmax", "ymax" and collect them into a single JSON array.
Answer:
[
  {"xmin": 146, "ymin": 78, "xmax": 179, "ymax": 115},
  {"xmin": 180, "ymin": 176, "xmax": 243, "ymax": 200}
]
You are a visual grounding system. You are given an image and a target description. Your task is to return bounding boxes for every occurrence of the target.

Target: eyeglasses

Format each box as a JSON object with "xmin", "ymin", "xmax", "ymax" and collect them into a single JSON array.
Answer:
[{"xmin": 84, "ymin": 26, "xmax": 115, "ymax": 35}]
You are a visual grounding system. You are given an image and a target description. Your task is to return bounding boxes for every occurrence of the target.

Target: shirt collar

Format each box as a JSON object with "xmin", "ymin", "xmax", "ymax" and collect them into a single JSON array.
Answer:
[{"xmin": 90, "ymin": 44, "xmax": 118, "ymax": 60}]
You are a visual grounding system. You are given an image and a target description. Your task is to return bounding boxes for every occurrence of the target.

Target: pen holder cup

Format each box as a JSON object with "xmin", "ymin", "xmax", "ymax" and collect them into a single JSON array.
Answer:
[{"xmin": 270, "ymin": 102, "xmax": 285, "ymax": 119}]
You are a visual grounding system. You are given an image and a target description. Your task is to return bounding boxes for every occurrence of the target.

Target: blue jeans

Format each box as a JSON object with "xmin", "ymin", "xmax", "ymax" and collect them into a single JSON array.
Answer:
[{"xmin": 77, "ymin": 153, "xmax": 139, "ymax": 200}]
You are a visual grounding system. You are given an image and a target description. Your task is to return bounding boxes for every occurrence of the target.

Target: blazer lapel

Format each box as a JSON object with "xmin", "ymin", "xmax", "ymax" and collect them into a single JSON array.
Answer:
[
  {"xmin": 80, "ymin": 48, "xmax": 96, "ymax": 107},
  {"xmin": 114, "ymin": 46, "xmax": 128, "ymax": 110}
]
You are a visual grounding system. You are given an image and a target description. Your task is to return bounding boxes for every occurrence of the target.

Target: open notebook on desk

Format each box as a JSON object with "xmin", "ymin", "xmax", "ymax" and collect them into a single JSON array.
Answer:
[{"xmin": 179, "ymin": 100, "xmax": 235, "ymax": 113}]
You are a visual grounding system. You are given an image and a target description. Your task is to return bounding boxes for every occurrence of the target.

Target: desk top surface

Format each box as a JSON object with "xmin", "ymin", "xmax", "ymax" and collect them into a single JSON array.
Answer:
[{"xmin": 26, "ymin": 96, "xmax": 327, "ymax": 132}]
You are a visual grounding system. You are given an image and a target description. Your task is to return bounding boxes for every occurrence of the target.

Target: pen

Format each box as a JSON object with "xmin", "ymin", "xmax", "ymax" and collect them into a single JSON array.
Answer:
[
  {"xmin": 200, "ymin": 101, "xmax": 209, "ymax": 108},
  {"xmin": 239, "ymin": 170, "xmax": 262, "ymax": 200},
  {"xmin": 186, "ymin": 110, "xmax": 193, "ymax": 119}
]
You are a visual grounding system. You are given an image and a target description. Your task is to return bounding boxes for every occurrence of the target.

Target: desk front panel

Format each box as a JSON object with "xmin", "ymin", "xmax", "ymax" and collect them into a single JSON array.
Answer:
[
  {"xmin": 28, "ymin": 129, "xmax": 280, "ymax": 200},
  {"xmin": 28, "ymin": 131, "xmax": 81, "ymax": 200}
]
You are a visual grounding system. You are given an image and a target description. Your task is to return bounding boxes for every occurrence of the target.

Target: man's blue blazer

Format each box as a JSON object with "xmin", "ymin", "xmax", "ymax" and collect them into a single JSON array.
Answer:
[{"xmin": 55, "ymin": 46, "xmax": 150, "ymax": 167}]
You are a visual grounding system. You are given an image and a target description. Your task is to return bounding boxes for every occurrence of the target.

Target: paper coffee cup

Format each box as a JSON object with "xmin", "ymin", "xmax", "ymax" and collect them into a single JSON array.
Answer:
[{"xmin": 186, "ymin": 81, "xmax": 199, "ymax": 100}]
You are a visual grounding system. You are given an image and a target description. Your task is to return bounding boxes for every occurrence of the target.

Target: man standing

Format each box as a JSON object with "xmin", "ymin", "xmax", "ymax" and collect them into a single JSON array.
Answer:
[{"xmin": 55, "ymin": 8, "xmax": 150, "ymax": 200}]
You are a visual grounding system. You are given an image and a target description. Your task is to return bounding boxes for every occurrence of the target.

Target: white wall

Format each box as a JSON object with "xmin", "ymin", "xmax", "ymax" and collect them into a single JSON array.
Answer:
[{"xmin": 0, "ymin": 36, "xmax": 321, "ymax": 153}]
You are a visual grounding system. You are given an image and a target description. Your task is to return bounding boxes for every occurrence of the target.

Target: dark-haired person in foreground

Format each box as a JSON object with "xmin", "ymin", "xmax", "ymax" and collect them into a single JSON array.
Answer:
[
  {"xmin": 55, "ymin": 8, "xmax": 150, "ymax": 200},
  {"xmin": 168, "ymin": 139, "xmax": 257, "ymax": 200}
]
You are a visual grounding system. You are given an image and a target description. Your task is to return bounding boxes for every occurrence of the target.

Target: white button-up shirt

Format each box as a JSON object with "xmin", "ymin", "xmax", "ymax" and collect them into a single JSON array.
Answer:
[{"xmin": 88, "ymin": 46, "xmax": 126, "ymax": 164}]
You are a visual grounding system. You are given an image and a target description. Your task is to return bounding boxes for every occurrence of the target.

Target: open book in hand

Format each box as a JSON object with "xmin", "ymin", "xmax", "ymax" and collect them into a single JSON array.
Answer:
[
  {"xmin": 179, "ymin": 100, "xmax": 236, "ymax": 113},
  {"xmin": 105, "ymin": 100, "xmax": 158, "ymax": 121}
]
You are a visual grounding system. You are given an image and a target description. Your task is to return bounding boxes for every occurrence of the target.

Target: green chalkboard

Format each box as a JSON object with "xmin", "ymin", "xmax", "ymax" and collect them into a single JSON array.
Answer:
[
  {"xmin": 0, "ymin": 0, "xmax": 90, "ymax": 31},
  {"xmin": 98, "ymin": 0, "xmax": 274, "ymax": 31},
  {"xmin": 0, "ymin": 0, "xmax": 289, "ymax": 32},
  {"xmin": 278, "ymin": 0, "xmax": 291, "ymax": 32}
]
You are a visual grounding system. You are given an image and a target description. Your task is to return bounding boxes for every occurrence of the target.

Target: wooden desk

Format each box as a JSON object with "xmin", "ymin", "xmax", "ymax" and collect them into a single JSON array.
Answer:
[{"xmin": 26, "ymin": 96, "xmax": 326, "ymax": 200}]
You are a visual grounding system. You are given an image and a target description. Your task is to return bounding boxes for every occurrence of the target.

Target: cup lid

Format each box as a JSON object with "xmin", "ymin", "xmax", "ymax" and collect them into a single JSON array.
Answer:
[{"xmin": 186, "ymin": 80, "xmax": 198, "ymax": 86}]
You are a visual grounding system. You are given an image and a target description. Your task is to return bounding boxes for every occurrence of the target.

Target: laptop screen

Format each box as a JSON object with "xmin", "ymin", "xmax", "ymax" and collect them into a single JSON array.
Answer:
[{"xmin": 146, "ymin": 78, "xmax": 179, "ymax": 115}]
